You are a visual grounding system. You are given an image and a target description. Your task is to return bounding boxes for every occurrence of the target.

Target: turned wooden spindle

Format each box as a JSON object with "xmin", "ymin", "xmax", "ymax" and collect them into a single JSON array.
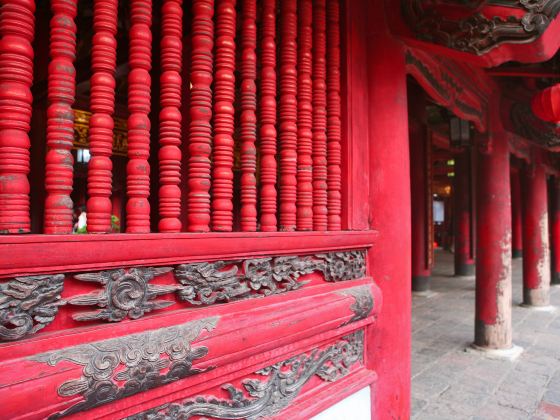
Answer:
[
  {"xmin": 44, "ymin": 0, "xmax": 77, "ymax": 234},
  {"xmin": 326, "ymin": 0, "xmax": 341, "ymax": 230},
  {"xmin": 158, "ymin": 0, "xmax": 183, "ymax": 233},
  {"xmin": 258, "ymin": 0, "xmax": 278, "ymax": 232},
  {"xmin": 296, "ymin": 0, "xmax": 313, "ymax": 231},
  {"xmin": 187, "ymin": 0, "xmax": 214, "ymax": 232},
  {"xmin": 126, "ymin": 0, "xmax": 152, "ymax": 233},
  {"xmin": 279, "ymin": 0, "xmax": 298, "ymax": 232},
  {"xmin": 239, "ymin": 0, "xmax": 257, "ymax": 232},
  {"xmin": 312, "ymin": 0, "xmax": 327, "ymax": 231},
  {"xmin": 87, "ymin": 0, "xmax": 118, "ymax": 233},
  {"xmin": 0, "ymin": 0, "xmax": 36, "ymax": 233},
  {"xmin": 211, "ymin": 0, "xmax": 236, "ymax": 232}
]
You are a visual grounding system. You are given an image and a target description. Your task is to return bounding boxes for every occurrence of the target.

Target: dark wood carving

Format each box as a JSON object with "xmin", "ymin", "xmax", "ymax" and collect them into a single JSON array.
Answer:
[
  {"xmin": 0, "ymin": 274, "xmax": 65, "ymax": 342},
  {"xmin": 127, "ymin": 330, "xmax": 364, "ymax": 420},
  {"xmin": 69, "ymin": 267, "xmax": 179, "ymax": 322},
  {"xmin": 402, "ymin": 0, "xmax": 560, "ymax": 55},
  {"xmin": 510, "ymin": 101, "xmax": 560, "ymax": 149},
  {"xmin": 175, "ymin": 250, "xmax": 367, "ymax": 305},
  {"xmin": 33, "ymin": 317, "xmax": 218, "ymax": 418},
  {"xmin": 340, "ymin": 286, "xmax": 374, "ymax": 326}
]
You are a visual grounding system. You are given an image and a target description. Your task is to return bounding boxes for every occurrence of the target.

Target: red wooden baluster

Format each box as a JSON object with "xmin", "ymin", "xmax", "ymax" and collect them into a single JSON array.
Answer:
[
  {"xmin": 258, "ymin": 0, "xmax": 277, "ymax": 232},
  {"xmin": 158, "ymin": 0, "xmax": 183, "ymax": 233},
  {"xmin": 127, "ymin": 0, "xmax": 152, "ymax": 233},
  {"xmin": 0, "ymin": 0, "xmax": 35, "ymax": 233},
  {"xmin": 239, "ymin": 0, "xmax": 257, "ymax": 232},
  {"xmin": 279, "ymin": 0, "xmax": 298, "ymax": 232},
  {"xmin": 296, "ymin": 0, "xmax": 313, "ymax": 231},
  {"xmin": 211, "ymin": 0, "xmax": 236, "ymax": 232},
  {"xmin": 44, "ymin": 0, "xmax": 77, "ymax": 234},
  {"xmin": 87, "ymin": 0, "xmax": 118, "ymax": 233},
  {"xmin": 312, "ymin": 0, "xmax": 327, "ymax": 231},
  {"xmin": 188, "ymin": 0, "xmax": 214, "ymax": 232},
  {"xmin": 326, "ymin": 0, "xmax": 341, "ymax": 230}
]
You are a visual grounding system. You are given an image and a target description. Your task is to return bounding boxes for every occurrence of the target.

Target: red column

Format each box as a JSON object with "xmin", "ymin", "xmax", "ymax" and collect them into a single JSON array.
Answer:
[
  {"xmin": 511, "ymin": 168, "xmax": 523, "ymax": 258},
  {"xmin": 0, "ymin": 0, "xmax": 35, "ymax": 233},
  {"xmin": 87, "ymin": 0, "xmax": 118, "ymax": 233},
  {"xmin": 258, "ymin": 0, "xmax": 277, "ymax": 232},
  {"xmin": 126, "ymin": 0, "xmax": 152, "ymax": 233},
  {"xmin": 551, "ymin": 177, "xmax": 560, "ymax": 285},
  {"xmin": 454, "ymin": 149, "xmax": 475, "ymax": 276},
  {"xmin": 522, "ymin": 154, "xmax": 551, "ymax": 307},
  {"xmin": 408, "ymin": 93, "xmax": 431, "ymax": 293},
  {"xmin": 475, "ymin": 130, "xmax": 513, "ymax": 350}
]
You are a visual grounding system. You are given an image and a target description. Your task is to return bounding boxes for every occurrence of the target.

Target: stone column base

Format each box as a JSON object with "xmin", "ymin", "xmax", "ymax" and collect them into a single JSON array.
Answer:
[
  {"xmin": 512, "ymin": 249, "xmax": 523, "ymax": 259},
  {"xmin": 412, "ymin": 275, "xmax": 430, "ymax": 292},
  {"xmin": 466, "ymin": 344, "xmax": 523, "ymax": 361},
  {"xmin": 454, "ymin": 262, "xmax": 475, "ymax": 277}
]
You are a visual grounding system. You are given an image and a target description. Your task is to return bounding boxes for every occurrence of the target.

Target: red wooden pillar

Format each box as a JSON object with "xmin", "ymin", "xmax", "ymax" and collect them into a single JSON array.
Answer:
[
  {"xmin": 551, "ymin": 177, "xmax": 560, "ymax": 285},
  {"xmin": 474, "ymin": 130, "xmax": 513, "ymax": 350},
  {"xmin": 158, "ymin": 0, "xmax": 184, "ymax": 233},
  {"xmin": 0, "ymin": 0, "xmax": 35, "ymax": 233},
  {"xmin": 126, "ymin": 0, "xmax": 152, "ymax": 233},
  {"xmin": 278, "ymin": 0, "xmax": 297, "ymax": 231},
  {"xmin": 258, "ymin": 0, "xmax": 277, "ymax": 232},
  {"xmin": 367, "ymin": 0, "xmax": 411, "ymax": 413},
  {"xmin": 87, "ymin": 0, "xmax": 118, "ymax": 233},
  {"xmin": 511, "ymin": 167, "xmax": 523, "ymax": 258},
  {"xmin": 312, "ymin": 0, "xmax": 328, "ymax": 231},
  {"xmin": 211, "ymin": 0, "xmax": 236, "ymax": 232},
  {"xmin": 44, "ymin": 0, "xmax": 77, "ymax": 234},
  {"xmin": 296, "ymin": 0, "xmax": 313, "ymax": 231},
  {"xmin": 522, "ymin": 154, "xmax": 551, "ymax": 307},
  {"xmin": 239, "ymin": 0, "xmax": 257, "ymax": 232},
  {"xmin": 454, "ymin": 149, "xmax": 475, "ymax": 276},
  {"xmin": 187, "ymin": 0, "xmax": 214, "ymax": 232},
  {"xmin": 408, "ymin": 89, "xmax": 431, "ymax": 293}
]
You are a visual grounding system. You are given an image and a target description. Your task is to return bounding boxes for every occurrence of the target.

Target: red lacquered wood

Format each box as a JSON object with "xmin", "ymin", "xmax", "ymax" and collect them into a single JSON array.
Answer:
[
  {"xmin": 43, "ymin": 0, "xmax": 77, "ymax": 234},
  {"xmin": 86, "ymin": 0, "xmax": 118, "ymax": 233},
  {"xmin": 326, "ymin": 0, "xmax": 341, "ymax": 231},
  {"xmin": 312, "ymin": 0, "xmax": 327, "ymax": 231},
  {"xmin": 296, "ymin": 0, "xmax": 313, "ymax": 231},
  {"xmin": 158, "ymin": 0, "xmax": 183, "ymax": 233},
  {"xmin": 187, "ymin": 0, "xmax": 214, "ymax": 232},
  {"xmin": 211, "ymin": 0, "xmax": 236, "ymax": 232},
  {"xmin": 258, "ymin": 0, "xmax": 278, "ymax": 232},
  {"xmin": 239, "ymin": 0, "xmax": 258, "ymax": 232},
  {"xmin": 0, "ymin": 0, "xmax": 35, "ymax": 233},
  {"xmin": 279, "ymin": 0, "xmax": 298, "ymax": 231},
  {"xmin": 126, "ymin": 0, "xmax": 152, "ymax": 233}
]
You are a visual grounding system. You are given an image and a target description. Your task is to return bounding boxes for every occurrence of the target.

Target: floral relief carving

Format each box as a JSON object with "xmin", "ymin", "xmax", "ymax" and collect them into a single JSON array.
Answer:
[
  {"xmin": 127, "ymin": 330, "xmax": 364, "ymax": 420},
  {"xmin": 33, "ymin": 317, "xmax": 218, "ymax": 418},
  {"xmin": 175, "ymin": 251, "xmax": 367, "ymax": 306},
  {"xmin": 69, "ymin": 267, "xmax": 179, "ymax": 322},
  {"xmin": 0, "ymin": 274, "xmax": 66, "ymax": 342}
]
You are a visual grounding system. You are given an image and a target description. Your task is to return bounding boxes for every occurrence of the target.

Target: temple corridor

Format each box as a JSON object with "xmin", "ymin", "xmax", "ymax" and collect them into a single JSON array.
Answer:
[{"xmin": 412, "ymin": 251, "xmax": 560, "ymax": 420}]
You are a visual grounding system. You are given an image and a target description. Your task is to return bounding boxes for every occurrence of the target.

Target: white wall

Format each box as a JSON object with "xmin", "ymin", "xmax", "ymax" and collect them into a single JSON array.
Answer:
[{"xmin": 311, "ymin": 386, "xmax": 371, "ymax": 420}]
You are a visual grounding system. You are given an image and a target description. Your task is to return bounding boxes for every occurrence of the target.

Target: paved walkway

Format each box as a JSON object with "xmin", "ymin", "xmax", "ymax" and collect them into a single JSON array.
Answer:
[{"xmin": 412, "ymin": 251, "xmax": 560, "ymax": 420}]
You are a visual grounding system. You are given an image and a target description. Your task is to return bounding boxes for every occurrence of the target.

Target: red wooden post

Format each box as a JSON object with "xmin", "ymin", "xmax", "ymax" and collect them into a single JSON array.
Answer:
[
  {"xmin": 158, "ymin": 0, "xmax": 183, "ymax": 233},
  {"xmin": 258, "ymin": 0, "xmax": 278, "ymax": 232},
  {"xmin": 511, "ymin": 167, "xmax": 523, "ymax": 258},
  {"xmin": 454, "ymin": 149, "xmax": 475, "ymax": 276},
  {"xmin": 211, "ymin": 0, "xmax": 236, "ymax": 232},
  {"xmin": 87, "ymin": 0, "xmax": 118, "ymax": 233},
  {"xmin": 187, "ymin": 0, "xmax": 214, "ymax": 232},
  {"xmin": 44, "ymin": 0, "xmax": 77, "ymax": 234},
  {"xmin": 0, "ymin": 0, "xmax": 35, "ymax": 233},
  {"xmin": 279, "ymin": 0, "xmax": 297, "ymax": 231},
  {"xmin": 126, "ymin": 0, "xmax": 152, "ymax": 233},
  {"xmin": 296, "ymin": 0, "xmax": 313, "ymax": 231},
  {"xmin": 552, "ymin": 178, "xmax": 560, "ymax": 285},
  {"xmin": 239, "ymin": 0, "xmax": 257, "ymax": 232},
  {"xmin": 475, "ymin": 130, "xmax": 513, "ymax": 350},
  {"xmin": 522, "ymin": 153, "xmax": 551, "ymax": 307},
  {"xmin": 312, "ymin": 0, "xmax": 327, "ymax": 231},
  {"xmin": 326, "ymin": 0, "xmax": 342, "ymax": 231}
]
